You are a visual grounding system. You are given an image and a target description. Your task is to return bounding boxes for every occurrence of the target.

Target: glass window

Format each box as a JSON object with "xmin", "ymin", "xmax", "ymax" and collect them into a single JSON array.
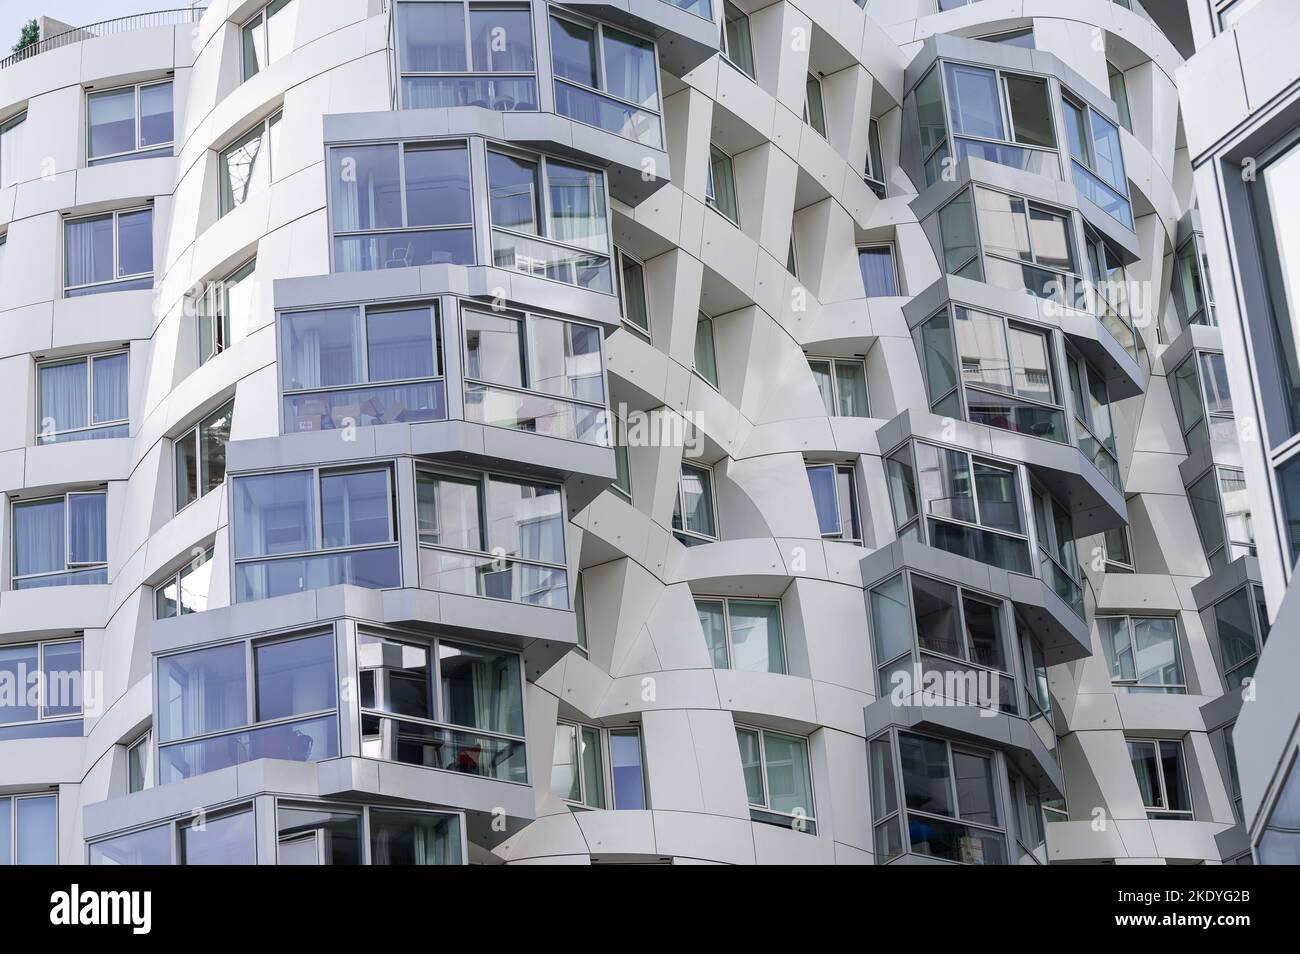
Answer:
[
  {"xmin": 280, "ymin": 303, "xmax": 445, "ymax": 434},
  {"xmin": 277, "ymin": 802, "xmax": 362, "ymax": 865},
  {"xmin": 721, "ymin": 1, "xmax": 755, "ymax": 80},
  {"xmin": 11, "ymin": 493, "xmax": 107, "ymax": 589},
  {"xmin": 865, "ymin": 118, "xmax": 886, "ymax": 197},
  {"xmin": 180, "ymin": 807, "xmax": 256, "ymax": 865},
  {"xmin": 127, "ymin": 732, "xmax": 152, "ymax": 793},
  {"xmin": 694, "ymin": 597, "xmax": 785, "ymax": 673},
  {"xmin": 1128, "ymin": 739, "xmax": 1192, "ymax": 818},
  {"xmin": 550, "ymin": 13, "xmax": 661, "ymax": 147},
  {"xmin": 197, "ymin": 258, "xmax": 257, "ymax": 365},
  {"xmin": 945, "ymin": 64, "xmax": 1003, "ymax": 140},
  {"xmin": 242, "ymin": 0, "xmax": 296, "ymax": 80},
  {"xmin": 155, "ymin": 547, "xmax": 213, "ymax": 619},
  {"xmin": 1251, "ymin": 139, "xmax": 1300, "ymax": 441},
  {"xmin": 220, "ymin": 112, "xmax": 282, "ymax": 216},
  {"xmin": 87, "ymin": 80, "xmax": 173, "ymax": 165},
  {"xmin": 806, "ymin": 464, "xmax": 861, "ymax": 542},
  {"xmin": 1003, "ymin": 75, "xmax": 1054, "ymax": 148},
  {"xmin": 90, "ymin": 823, "xmax": 170, "ymax": 865},
  {"xmin": 0, "ymin": 111, "xmax": 25, "ymax": 188},
  {"xmin": 36, "ymin": 351, "xmax": 129, "ymax": 444},
  {"xmin": 416, "ymin": 469, "xmax": 568, "ymax": 607},
  {"xmin": 937, "ymin": 189, "xmax": 979, "ymax": 277},
  {"xmin": 808, "ymin": 356, "xmax": 869, "ymax": 417},
  {"xmin": 1103, "ymin": 525, "xmax": 1133, "ymax": 571},
  {"xmin": 1258, "ymin": 749, "xmax": 1300, "ymax": 863},
  {"xmin": 617, "ymin": 249, "xmax": 650, "ymax": 336},
  {"xmin": 551, "ymin": 722, "xmax": 607, "ymax": 808},
  {"xmin": 672, "ymin": 462, "xmax": 716, "ymax": 544},
  {"xmin": 1107, "ymin": 62, "xmax": 1131, "ymax": 132},
  {"xmin": 369, "ymin": 809, "xmax": 462, "ymax": 865},
  {"xmin": 175, "ymin": 401, "xmax": 232, "ymax": 511},
  {"xmin": 231, "ymin": 466, "xmax": 400, "ymax": 602},
  {"xmin": 858, "ymin": 245, "xmax": 898, "ymax": 296},
  {"xmin": 1098, "ymin": 616, "xmax": 1184, "ymax": 693},
  {"xmin": 693, "ymin": 313, "xmax": 719, "ymax": 387},
  {"xmin": 1212, "ymin": 585, "xmax": 1266, "ymax": 691},
  {"xmin": 952, "ymin": 306, "xmax": 1066, "ymax": 442},
  {"xmin": 0, "ymin": 639, "xmax": 83, "ymax": 740},
  {"xmin": 609, "ymin": 728, "xmax": 646, "ymax": 809},
  {"xmin": 705, "ymin": 144, "xmax": 739, "ymax": 224},
  {"xmin": 915, "ymin": 66, "xmax": 948, "ymax": 186},
  {"xmin": 895, "ymin": 732, "xmax": 1006, "ymax": 863},
  {"xmin": 486, "ymin": 148, "xmax": 612, "ymax": 291},
  {"xmin": 1, "ymin": 795, "xmax": 57, "ymax": 864},
  {"xmin": 804, "ymin": 73, "xmax": 826, "ymax": 137},
  {"xmin": 397, "ymin": 1, "xmax": 537, "ymax": 111},
  {"xmin": 736, "ymin": 726, "xmax": 816, "ymax": 833},
  {"xmin": 64, "ymin": 208, "xmax": 152, "ymax": 297},
  {"xmin": 1061, "ymin": 91, "xmax": 1132, "ymax": 229}
]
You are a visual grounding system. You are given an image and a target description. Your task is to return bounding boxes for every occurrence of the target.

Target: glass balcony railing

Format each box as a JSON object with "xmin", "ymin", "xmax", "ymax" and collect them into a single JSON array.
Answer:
[
  {"xmin": 360, "ymin": 714, "xmax": 527, "ymax": 783},
  {"xmin": 1071, "ymin": 161, "xmax": 1134, "ymax": 230},
  {"xmin": 954, "ymin": 138, "xmax": 1060, "ymax": 179},
  {"xmin": 400, "ymin": 76, "xmax": 538, "ymax": 112},
  {"xmin": 1039, "ymin": 550, "xmax": 1084, "ymax": 618},
  {"xmin": 283, "ymin": 381, "xmax": 446, "ymax": 433},
  {"xmin": 333, "ymin": 228, "xmax": 475, "ymax": 272},
  {"xmin": 662, "ymin": 0, "xmax": 713, "ymax": 18},
  {"xmin": 464, "ymin": 383, "xmax": 606, "ymax": 444},
  {"xmin": 158, "ymin": 714, "xmax": 340, "ymax": 784},
  {"xmin": 491, "ymin": 231, "xmax": 613, "ymax": 293},
  {"xmin": 418, "ymin": 547, "xmax": 569, "ymax": 608},
  {"xmin": 233, "ymin": 547, "xmax": 401, "ymax": 602},
  {"xmin": 554, "ymin": 81, "xmax": 662, "ymax": 148}
]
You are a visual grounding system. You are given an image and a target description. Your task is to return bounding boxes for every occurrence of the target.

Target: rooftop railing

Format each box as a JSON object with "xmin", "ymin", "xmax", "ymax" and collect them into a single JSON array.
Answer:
[{"xmin": 0, "ymin": 5, "xmax": 207, "ymax": 70}]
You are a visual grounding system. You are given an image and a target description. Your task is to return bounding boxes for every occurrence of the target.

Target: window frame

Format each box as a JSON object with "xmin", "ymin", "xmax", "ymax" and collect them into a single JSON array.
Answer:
[
  {"xmin": 127, "ymin": 729, "xmax": 152, "ymax": 794},
  {"xmin": 0, "ymin": 111, "xmax": 26, "ymax": 188},
  {"xmin": 1209, "ymin": 583, "xmax": 1269, "ymax": 692},
  {"xmin": 694, "ymin": 595, "xmax": 787, "ymax": 673},
  {"xmin": 196, "ymin": 258, "xmax": 257, "ymax": 366},
  {"xmin": 720, "ymin": 0, "xmax": 756, "ymax": 81},
  {"xmin": 865, "ymin": 117, "xmax": 887, "ymax": 197},
  {"xmin": 1060, "ymin": 87, "xmax": 1133, "ymax": 229},
  {"xmin": 1127, "ymin": 737, "xmax": 1193, "ymax": 819},
  {"xmin": 615, "ymin": 247, "xmax": 651, "ymax": 339},
  {"xmin": 273, "ymin": 798, "xmax": 466, "ymax": 865},
  {"xmin": 174, "ymin": 400, "xmax": 234, "ymax": 513},
  {"xmin": 10, "ymin": 490, "xmax": 109, "ymax": 589},
  {"xmin": 857, "ymin": 242, "xmax": 899, "ymax": 297},
  {"xmin": 240, "ymin": 0, "xmax": 295, "ymax": 82},
  {"xmin": 693, "ymin": 311, "xmax": 719, "ymax": 388},
  {"xmin": 154, "ymin": 545, "xmax": 215, "ymax": 620},
  {"xmin": 940, "ymin": 60, "xmax": 1060, "ymax": 172},
  {"xmin": 672, "ymin": 460, "xmax": 718, "ymax": 545},
  {"xmin": 0, "ymin": 792, "xmax": 58, "ymax": 865},
  {"xmin": 62, "ymin": 206, "xmax": 154, "ymax": 297},
  {"xmin": 219, "ymin": 111, "xmax": 282, "ymax": 217},
  {"xmin": 1097, "ymin": 615, "xmax": 1186, "ymax": 694},
  {"xmin": 0, "ymin": 636, "xmax": 84, "ymax": 736},
  {"xmin": 85, "ymin": 78, "xmax": 174, "ymax": 166},
  {"xmin": 704, "ymin": 142, "xmax": 739, "ymax": 226},
  {"xmin": 735, "ymin": 724, "xmax": 818, "ymax": 834},
  {"xmin": 805, "ymin": 462, "xmax": 862, "ymax": 543},
  {"xmin": 35, "ymin": 348, "xmax": 130, "ymax": 444},
  {"xmin": 806, "ymin": 354, "xmax": 870, "ymax": 417},
  {"xmin": 552, "ymin": 720, "xmax": 646, "ymax": 810},
  {"xmin": 804, "ymin": 72, "xmax": 827, "ymax": 138}
]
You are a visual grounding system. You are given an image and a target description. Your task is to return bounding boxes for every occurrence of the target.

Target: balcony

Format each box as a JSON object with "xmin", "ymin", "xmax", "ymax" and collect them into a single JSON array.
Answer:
[{"xmin": 0, "ymin": 6, "xmax": 205, "ymax": 71}]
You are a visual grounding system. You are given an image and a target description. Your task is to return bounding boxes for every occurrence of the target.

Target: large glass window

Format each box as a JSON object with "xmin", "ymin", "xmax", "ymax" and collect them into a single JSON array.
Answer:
[
  {"xmin": 231, "ymin": 466, "xmax": 401, "ymax": 602},
  {"xmin": 974, "ymin": 187, "xmax": 1079, "ymax": 306},
  {"xmin": 369, "ymin": 808, "xmax": 463, "ymax": 864},
  {"xmin": 806, "ymin": 464, "xmax": 861, "ymax": 542},
  {"xmin": 89, "ymin": 823, "xmax": 171, "ymax": 865},
  {"xmin": 1067, "ymin": 350, "xmax": 1121, "ymax": 488},
  {"xmin": 736, "ymin": 726, "xmax": 816, "ymax": 833},
  {"xmin": 175, "ymin": 402, "xmax": 232, "ymax": 511},
  {"xmin": 64, "ymin": 208, "xmax": 152, "ymax": 296},
  {"xmin": 487, "ymin": 148, "xmax": 611, "ymax": 291},
  {"xmin": 1187, "ymin": 465, "xmax": 1254, "ymax": 570},
  {"xmin": 397, "ymin": 1, "xmax": 537, "ymax": 111},
  {"xmin": 220, "ymin": 112, "xmax": 282, "ymax": 216},
  {"xmin": 358, "ymin": 630, "xmax": 526, "ymax": 782},
  {"xmin": 1173, "ymin": 236, "xmax": 1215, "ymax": 328},
  {"xmin": 695, "ymin": 597, "xmax": 785, "ymax": 673},
  {"xmin": 155, "ymin": 547, "xmax": 213, "ymax": 619},
  {"xmin": 36, "ymin": 350, "xmax": 129, "ymax": 444},
  {"xmin": 462, "ymin": 307, "xmax": 606, "ymax": 444},
  {"xmin": 1031, "ymin": 486, "xmax": 1084, "ymax": 617},
  {"xmin": 858, "ymin": 245, "xmax": 898, "ymax": 296},
  {"xmin": 937, "ymin": 189, "xmax": 979, "ymax": 280},
  {"xmin": 0, "ymin": 111, "xmax": 25, "ymax": 188},
  {"xmin": 1250, "ymin": 137, "xmax": 1300, "ymax": 443},
  {"xmin": 808, "ymin": 355, "xmax": 869, "ymax": 417},
  {"xmin": 1061, "ymin": 91, "xmax": 1132, "ymax": 229},
  {"xmin": 280, "ymin": 303, "xmax": 445, "ymax": 433},
  {"xmin": 241, "ymin": 0, "xmax": 296, "ymax": 81},
  {"xmin": 331, "ymin": 141, "xmax": 474, "ymax": 271},
  {"xmin": 0, "ymin": 638, "xmax": 82, "ymax": 740},
  {"xmin": 1258, "ymin": 750, "xmax": 1300, "ymax": 863},
  {"xmin": 12, "ymin": 492, "xmax": 107, "ymax": 589},
  {"xmin": 721, "ymin": 1, "xmax": 755, "ymax": 80},
  {"xmin": 196, "ymin": 259, "xmax": 257, "ymax": 365},
  {"xmin": 180, "ymin": 807, "xmax": 256, "ymax": 865},
  {"xmin": 87, "ymin": 80, "xmax": 173, "ymax": 165},
  {"xmin": 1098, "ymin": 616, "xmax": 1184, "ymax": 693},
  {"xmin": 1211, "ymin": 584, "xmax": 1269, "ymax": 691},
  {"xmin": 156, "ymin": 632, "xmax": 338, "ymax": 784},
  {"xmin": 551, "ymin": 723, "xmax": 644, "ymax": 809},
  {"xmin": 0, "ymin": 794, "xmax": 57, "ymax": 864},
  {"xmin": 704, "ymin": 144, "xmax": 739, "ymax": 225},
  {"xmin": 672, "ymin": 462, "xmax": 716, "ymax": 545},
  {"xmin": 550, "ymin": 12, "xmax": 661, "ymax": 147},
  {"xmin": 915, "ymin": 65, "xmax": 948, "ymax": 186},
  {"xmin": 942, "ymin": 63, "xmax": 1057, "ymax": 179},
  {"xmin": 416, "ymin": 468, "xmax": 568, "ymax": 607},
  {"xmin": 1128, "ymin": 739, "xmax": 1192, "ymax": 819}
]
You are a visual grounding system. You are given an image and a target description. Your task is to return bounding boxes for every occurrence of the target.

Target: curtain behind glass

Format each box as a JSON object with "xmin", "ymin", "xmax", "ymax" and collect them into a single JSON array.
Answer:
[
  {"xmin": 398, "ymin": 2, "xmax": 466, "ymax": 72},
  {"xmin": 602, "ymin": 28, "xmax": 658, "ymax": 109},
  {"xmin": 92, "ymin": 353, "xmax": 128, "ymax": 423},
  {"xmin": 547, "ymin": 160, "xmax": 607, "ymax": 250},
  {"xmin": 728, "ymin": 600, "xmax": 784, "ymax": 673},
  {"xmin": 12, "ymin": 500, "xmax": 63, "ymax": 576},
  {"xmin": 807, "ymin": 465, "xmax": 840, "ymax": 535},
  {"xmin": 64, "ymin": 215, "xmax": 114, "ymax": 288},
  {"xmin": 139, "ymin": 81, "xmax": 174, "ymax": 148},
  {"xmin": 367, "ymin": 307, "xmax": 436, "ymax": 382},
  {"xmin": 39, "ymin": 360, "xmax": 87, "ymax": 435},
  {"xmin": 858, "ymin": 247, "xmax": 897, "ymax": 296},
  {"xmin": 470, "ymin": 8, "xmax": 533, "ymax": 71},
  {"xmin": 67, "ymin": 494, "xmax": 107, "ymax": 565},
  {"xmin": 280, "ymin": 307, "xmax": 363, "ymax": 391},
  {"xmin": 87, "ymin": 88, "xmax": 135, "ymax": 159}
]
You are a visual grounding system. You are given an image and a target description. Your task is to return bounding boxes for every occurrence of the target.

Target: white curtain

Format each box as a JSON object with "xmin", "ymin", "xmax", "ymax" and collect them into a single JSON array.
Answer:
[
  {"xmin": 12, "ymin": 500, "xmax": 63, "ymax": 576},
  {"xmin": 67, "ymin": 493, "xmax": 107, "ymax": 565},
  {"xmin": 39, "ymin": 360, "xmax": 87, "ymax": 434},
  {"xmin": 92, "ymin": 353, "xmax": 128, "ymax": 424},
  {"xmin": 64, "ymin": 216, "xmax": 113, "ymax": 288}
]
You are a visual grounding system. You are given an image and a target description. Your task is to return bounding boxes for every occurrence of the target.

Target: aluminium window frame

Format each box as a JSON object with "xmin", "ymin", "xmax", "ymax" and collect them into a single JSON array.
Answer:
[
  {"xmin": 940, "ymin": 59, "xmax": 1062, "ymax": 168},
  {"xmin": 85, "ymin": 78, "xmax": 174, "ymax": 166},
  {"xmin": 126, "ymin": 729, "xmax": 153, "ymax": 794},
  {"xmin": 865, "ymin": 117, "xmax": 887, "ymax": 197},
  {"xmin": 1101, "ymin": 521, "xmax": 1135, "ymax": 573},
  {"xmin": 553, "ymin": 720, "xmax": 642, "ymax": 810},
  {"xmin": 857, "ymin": 242, "xmax": 900, "ymax": 297},
  {"xmin": 240, "ymin": 0, "xmax": 295, "ymax": 82},
  {"xmin": 174, "ymin": 400, "xmax": 234, "ymax": 514},
  {"xmin": 615, "ymin": 246, "xmax": 651, "ymax": 339},
  {"xmin": 704, "ymin": 142, "xmax": 740, "ymax": 226},
  {"xmin": 154, "ymin": 545, "xmax": 215, "ymax": 620},
  {"xmin": 547, "ymin": 9, "xmax": 663, "ymax": 146},
  {"xmin": 0, "ymin": 111, "xmax": 26, "ymax": 188},
  {"xmin": 35, "ymin": 348, "xmax": 131, "ymax": 444},
  {"xmin": 973, "ymin": 184, "xmax": 1081, "ymax": 296},
  {"xmin": 1065, "ymin": 344, "xmax": 1121, "ymax": 484},
  {"xmin": 610, "ymin": 411, "xmax": 632, "ymax": 501},
  {"xmin": 1208, "ymin": 583, "xmax": 1268, "ymax": 691},
  {"xmin": 806, "ymin": 353, "xmax": 870, "ymax": 417},
  {"xmin": 692, "ymin": 310, "xmax": 719, "ymax": 388},
  {"xmin": 10, "ymin": 490, "xmax": 109, "ymax": 588},
  {"xmin": 1097, "ymin": 614, "xmax": 1186, "ymax": 694},
  {"xmin": 1186, "ymin": 462, "xmax": 1255, "ymax": 567},
  {"xmin": 0, "ymin": 636, "xmax": 84, "ymax": 733},
  {"xmin": 86, "ymin": 797, "xmax": 257, "ymax": 865},
  {"xmin": 218, "ymin": 111, "xmax": 283, "ymax": 218},
  {"xmin": 1127, "ymin": 736, "xmax": 1194, "ymax": 819},
  {"xmin": 1059, "ymin": 86, "xmax": 1132, "ymax": 228},
  {"xmin": 804, "ymin": 72, "xmax": 827, "ymax": 138},
  {"xmin": 735, "ymin": 723, "xmax": 818, "ymax": 833},
  {"xmin": 1, "ymin": 792, "xmax": 59, "ymax": 865},
  {"xmin": 672, "ymin": 460, "xmax": 719, "ymax": 544},
  {"xmin": 273, "ymin": 796, "xmax": 468, "ymax": 865},
  {"xmin": 62, "ymin": 206, "xmax": 154, "ymax": 297},
  {"xmin": 196, "ymin": 257, "xmax": 257, "ymax": 365},
  {"xmin": 693, "ymin": 594, "xmax": 787, "ymax": 673},
  {"xmin": 719, "ymin": 0, "xmax": 756, "ymax": 81},
  {"xmin": 804, "ymin": 462, "xmax": 862, "ymax": 543}
]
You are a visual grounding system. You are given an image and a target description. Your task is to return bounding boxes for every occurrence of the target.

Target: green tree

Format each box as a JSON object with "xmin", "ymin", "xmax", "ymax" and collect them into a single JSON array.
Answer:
[{"xmin": 13, "ymin": 18, "xmax": 39, "ymax": 55}]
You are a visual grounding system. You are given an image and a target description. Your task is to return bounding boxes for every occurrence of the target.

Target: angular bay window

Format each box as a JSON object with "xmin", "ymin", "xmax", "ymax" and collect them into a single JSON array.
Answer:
[
  {"xmin": 1067, "ymin": 349, "xmax": 1121, "ymax": 488},
  {"xmin": 721, "ymin": 1, "xmax": 755, "ymax": 80},
  {"xmin": 975, "ymin": 187, "xmax": 1078, "ymax": 305},
  {"xmin": 416, "ymin": 468, "xmax": 568, "ymax": 607},
  {"xmin": 331, "ymin": 141, "xmax": 473, "ymax": 271},
  {"xmin": 672, "ymin": 461, "xmax": 716, "ymax": 545},
  {"xmin": 155, "ymin": 547, "xmax": 213, "ymax": 619},
  {"xmin": 1098, "ymin": 616, "xmax": 1184, "ymax": 693},
  {"xmin": 937, "ymin": 189, "xmax": 979, "ymax": 280},
  {"xmin": 156, "ymin": 632, "xmax": 338, "ymax": 784},
  {"xmin": 87, "ymin": 80, "xmax": 173, "ymax": 165},
  {"xmin": 1084, "ymin": 228, "xmax": 1136, "ymax": 358},
  {"xmin": 954, "ymin": 306, "xmax": 1066, "ymax": 441},
  {"xmin": 1128, "ymin": 738, "xmax": 1192, "ymax": 819},
  {"xmin": 0, "ymin": 794, "xmax": 57, "ymax": 865},
  {"xmin": 396, "ymin": 1, "xmax": 536, "ymax": 111},
  {"xmin": 487, "ymin": 148, "xmax": 612, "ymax": 291},
  {"xmin": 368, "ymin": 809, "xmax": 463, "ymax": 864},
  {"xmin": 806, "ymin": 463, "xmax": 861, "ymax": 542},
  {"xmin": 1188, "ymin": 465, "xmax": 1255, "ymax": 571},
  {"xmin": 550, "ymin": 12, "xmax": 662, "ymax": 147},
  {"xmin": 1172, "ymin": 350, "xmax": 1234, "ymax": 457},
  {"xmin": 358, "ymin": 630, "xmax": 526, "ymax": 782},
  {"xmin": 174, "ymin": 402, "xmax": 232, "ymax": 511},
  {"xmin": 858, "ymin": 244, "xmax": 898, "ymax": 296},
  {"xmin": 808, "ymin": 355, "xmax": 868, "ymax": 417},
  {"xmin": 231, "ymin": 466, "xmax": 401, "ymax": 602},
  {"xmin": 280, "ymin": 303, "xmax": 445, "ymax": 433},
  {"xmin": 12, "ymin": 492, "xmax": 107, "ymax": 589},
  {"xmin": 36, "ymin": 350, "xmax": 129, "ymax": 443},
  {"xmin": 0, "ymin": 638, "xmax": 82, "ymax": 740},
  {"xmin": 181, "ymin": 807, "xmax": 256, "ymax": 865},
  {"xmin": 64, "ymin": 207, "xmax": 152, "ymax": 296},
  {"xmin": 736, "ymin": 726, "xmax": 816, "ymax": 833},
  {"xmin": 943, "ymin": 63, "xmax": 1057, "ymax": 177},
  {"xmin": 695, "ymin": 596, "xmax": 785, "ymax": 673},
  {"xmin": 704, "ymin": 144, "xmax": 738, "ymax": 224},
  {"xmin": 462, "ymin": 307, "xmax": 607, "ymax": 444},
  {"xmin": 915, "ymin": 65, "xmax": 949, "ymax": 186},
  {"xmin": 1031, "ymin": 486, "xmax": 1083, "ymax": 617},
  {"xmin": 552, "ymin": 723, "xmax": 644, "ymax": 809},
  {"xmin": 196, "ymin": 259, "xmax": 256, "ymax": 365},
  {"xmin": 1211, "ymin": 584, "xmax": 1269, "ymax": 691},
  {"xmin": 1061, "ymin": 91, "xmax": 1132, "ymax": 229},
  {"xmin": 220, "ymin": 112, "xmax": 281, "ymax": 216},
  {"xmin": 241, "ymin": 0, "xmax": 295, "ymax": 81}
]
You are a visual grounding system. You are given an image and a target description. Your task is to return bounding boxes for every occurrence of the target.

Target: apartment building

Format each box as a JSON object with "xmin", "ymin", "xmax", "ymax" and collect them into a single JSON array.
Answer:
[{"xmin": 0, "ymin": 0, "xmax": 1258, "ymax": 864}]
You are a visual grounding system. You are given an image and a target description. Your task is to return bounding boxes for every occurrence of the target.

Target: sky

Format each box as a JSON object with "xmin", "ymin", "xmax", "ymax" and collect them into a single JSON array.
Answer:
[{"xmin": 1, "ymin": 0, "xmax": 193, "ymax": 52}]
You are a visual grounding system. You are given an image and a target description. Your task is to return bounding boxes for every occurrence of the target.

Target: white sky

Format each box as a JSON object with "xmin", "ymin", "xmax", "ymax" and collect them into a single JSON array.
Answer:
[{"xmin": 1, "ymin": 0, "xmax": 193, "ymax": 53}]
